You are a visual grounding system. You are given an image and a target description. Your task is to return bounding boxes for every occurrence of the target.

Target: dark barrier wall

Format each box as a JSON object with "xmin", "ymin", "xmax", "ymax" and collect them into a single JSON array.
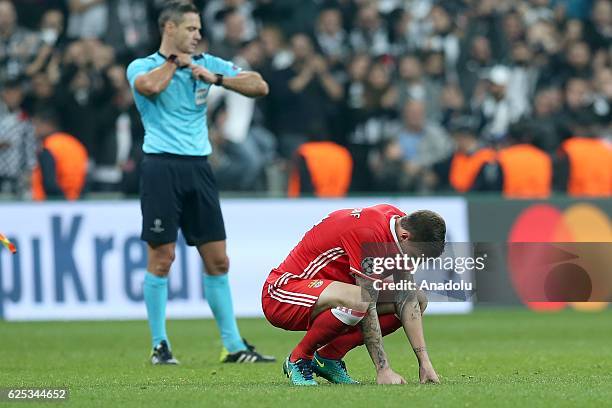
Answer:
[{"xmin": 468, "ymin": 198, "xmax": 612, "ymax": 307}]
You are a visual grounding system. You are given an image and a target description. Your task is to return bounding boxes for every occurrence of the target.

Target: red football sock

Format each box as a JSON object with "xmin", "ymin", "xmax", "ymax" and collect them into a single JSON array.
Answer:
[
  {"xmin": 290, "ymin": 309, "xmax": 351, "ymax": 362},
  {"xmin": 317, "ymin": 313, "xmax": 402, "ymax": 360}
]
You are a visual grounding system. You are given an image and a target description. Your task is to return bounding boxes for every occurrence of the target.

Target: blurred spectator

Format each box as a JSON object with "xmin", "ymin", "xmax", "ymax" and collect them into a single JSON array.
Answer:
[
  {"xmin": 105, "ymin": 0, "xmax": 154, "ymax": 62},
  {"xmin": 499, "ymin": 11, "xmax": 525, "ymax": 61},
  {"xmin": 266, "ymin": 33, "xmax": 342, "ymax": 158},
  {"xmin": 349, "ymin": 4, "xmax": 389, "ymax": 56},
  {"xmin": 203, "ymin": 0, "xmax": 256, "ymax": 43},
  {"xmin": 495, "ymin": 120, "xmax": 553, "ymax": 198},
  {"xmin": 287, "ymin": 140, "xmax": 353, "ymax": 197},
  {"xmin": 22, "ymin": 72, "xmax": 57, "ymax": 117},
  {"xmin": 0, "ymin": 78, "xmax": 37, "ymax": 196},
  {"xmin": 422, "ymin": 4, "xmax": 460, "ymax": 80},
  {"xmin": 92, "ymin": 64, "xmax": 143, "ymax": 193},
  {"xmin": 395, "ymin": 99, "xmax": 452, "ymax": 172},
  {"xmin": 529, "ymin": 86, "xmax": 565, "ymax": 152},
  {"xmin": 505, "ymin": 42, "xmax": 538, "ymax": 117},
  {"xmin": 24, "ymin": 9, "xmax": 64, "ymax": 79},
  {"xmin": 593, "ymin": 67, "xmax": 612, "ymax": 128},
  {"xmin": 560, "ymin": 77, "xmax": 599, "ymax": 136},
  {"xmin": 476, "ymin": 65, "xmax": 526, "ymax": 142},
  {"xmin": 210, "ymin": 9, "xmax": 250, "ymax": 60},
  {"xmin": 387, "ymin": 8, "xmax": 419, "ymax": 57},
  {"xmin": 13, "ymin": 0, "xmax": 66, "ymax": 30},
  {"xmin": 67, "ymin": 0, "xmax": 108, "ymax": 40},
  {"xmin": 208, "ymin": 40, "xmax": 276, "ymax": 191},
  {"xmin": 315, "ymin": 7, "xmax": 349, "ymax": 66},
  {"xmin": 561, "ymin": 18, "xmax": 584, "ymax": 50},
  {"xmin": 422, "ymin": 51, "xmax": 447, "ymax": 121},
  {"xmin": 554, "ymin": 111, "xmax": 611, "ymax": 196},
  {"xmin": 395, "ymin": 54, "xmax": 425, "ymax": 110},
  {"xmin": 439, "ymin": 83, "xmax": 467, "ymax": 128},
  {"xmin": 433, "ymin": 114, "xmax": 496, "ymax": 193},
  {"xmin": 0, "ymin": 0, "xmax": 41, "ymax": 81},
  {"xmin": 370, "ymin": 99, "xmax": 452, "ymax": 192},
  {"xmin": 561, "ymin": 41, "xmax": 593, "ymax": 81},
  {"xmin": 346, "ymin": 60, "xmax": 397, "ymax": 191},
  {"xmin": 259, "ymin": 25, "xmax": 292, "ymax": 70},
  {"xmin": 584, "ymin": 0, "xmax": 612, "ymax": 52},
  {"xmin": 56, "ymin": 39, "xmax": 115, "ymax": 156},
  {"xmin": 343, "ymin": 53, "xmax": 370, "ymax": 107},
  {"xmin": 31, "ymin": 110, "xmax": 88, "ymax": 201},
  {"xmin": 523, "ymin": 0, "xmax": 556, "ymax": 25},
  {"xmin": 457, "ymin": 35, "xmax": 494, "ymax": 102}
]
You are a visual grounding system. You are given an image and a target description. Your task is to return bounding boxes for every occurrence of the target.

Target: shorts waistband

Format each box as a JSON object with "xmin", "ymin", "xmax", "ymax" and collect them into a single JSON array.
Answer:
[{"xmin": 144, "ymin": 153, "xmax": 208, "ymax": 161}]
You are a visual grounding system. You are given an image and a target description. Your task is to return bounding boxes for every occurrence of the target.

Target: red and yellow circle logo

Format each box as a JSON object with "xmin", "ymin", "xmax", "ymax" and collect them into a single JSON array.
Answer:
[{"xmin": 508, "ymin": 203, "xmax": 612, "ymax": 311}]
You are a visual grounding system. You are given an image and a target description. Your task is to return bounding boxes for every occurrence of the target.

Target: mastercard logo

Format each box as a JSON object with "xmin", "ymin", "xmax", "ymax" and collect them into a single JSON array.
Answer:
[{"xmin": 507, "ymin": 203, "xmax": 612, "ymax": 311}]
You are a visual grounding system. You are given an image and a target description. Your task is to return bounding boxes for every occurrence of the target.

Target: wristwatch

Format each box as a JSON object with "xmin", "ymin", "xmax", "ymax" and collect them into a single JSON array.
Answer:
[
  {"xmin": 167, "ymin": 54, "xmax": 180, "ymax": 67},
  {"xmin": 215, "ymin": 74, "xmax": 224, "ymax": 86}
]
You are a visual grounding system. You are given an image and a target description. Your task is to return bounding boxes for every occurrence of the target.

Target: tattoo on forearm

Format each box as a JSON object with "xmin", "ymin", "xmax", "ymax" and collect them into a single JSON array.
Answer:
[
  {"xmin": 356, "ymin": 275, "xmax": 379, "ymax": 304},
  {"xmin": 410, "ymin": 301, "xmax": 421, "ymax": 320},
  {"xmin": 361, "ymin": 308, "xmax": 389, "ymax": 370},
  {"xmin": 394, "ymin": 288, "xmax": 417, "ymax": 319},
  {"xmin": 413, "ymin": 346, "xmax": 427, "ymax": 354},
  {"xmin": 356, "ymin": 276, "xmax": 388, "ymax": 370}
]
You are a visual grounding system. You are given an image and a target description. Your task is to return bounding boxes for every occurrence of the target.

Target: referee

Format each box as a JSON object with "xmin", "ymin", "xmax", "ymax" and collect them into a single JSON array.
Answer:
[{"xmin": 127, "ymin": 1, "xmax": 273, "ymax": 364}]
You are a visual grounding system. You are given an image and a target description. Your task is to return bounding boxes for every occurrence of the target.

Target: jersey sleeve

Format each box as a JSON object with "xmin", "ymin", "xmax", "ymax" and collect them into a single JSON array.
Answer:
[
  {"xmin": 204, "ymin": 54, "xmax": 242, "ymax": 78},
  {"xmin": 126, "ymin": 58, "xmax": 156, "ymax": 89},
  {"xmin": 340, "ymin": 227, "xmax": 380, "ymax": 282}
]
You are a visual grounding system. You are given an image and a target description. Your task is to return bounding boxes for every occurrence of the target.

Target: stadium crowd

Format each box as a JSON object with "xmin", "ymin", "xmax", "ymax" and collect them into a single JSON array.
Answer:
[{"xmin": 0, "ymin": 0, "xmax": 610, "ymax": 199}]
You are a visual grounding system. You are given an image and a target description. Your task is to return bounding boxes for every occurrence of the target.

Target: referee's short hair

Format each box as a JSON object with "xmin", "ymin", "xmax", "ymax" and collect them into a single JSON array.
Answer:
[{"xmin": 158, "ymin": 1, "xmax": 199, "ymax": 33}]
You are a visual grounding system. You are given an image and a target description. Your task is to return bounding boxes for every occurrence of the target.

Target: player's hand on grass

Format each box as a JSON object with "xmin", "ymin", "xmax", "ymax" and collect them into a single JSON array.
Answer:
[
  {"xmin": 419, "ymin": 361, "xmax": 440, "ymax": 384},
  {"xmin": 376, "ymin": 368, "xmax": 406, "ymax": 385},
  {"xmin": 191, "ymin": 64, "xmax": 216, "ymax": 83}
]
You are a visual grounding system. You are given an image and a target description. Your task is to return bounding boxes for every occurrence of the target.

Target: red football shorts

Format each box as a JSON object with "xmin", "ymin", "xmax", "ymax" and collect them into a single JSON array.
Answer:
[{"xmin": 261, "ymin": 277, "xmax": 334, "ymax": 331}]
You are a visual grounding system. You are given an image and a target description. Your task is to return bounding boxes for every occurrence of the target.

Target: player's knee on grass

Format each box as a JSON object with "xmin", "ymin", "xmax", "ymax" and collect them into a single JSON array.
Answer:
[
  {"xmin": 203, "ymin": 254, "xmax": 230, "ymax": 276},
  {"xmin": 148, "ymin": 245, "xmax": 175, "ymax": 276}
]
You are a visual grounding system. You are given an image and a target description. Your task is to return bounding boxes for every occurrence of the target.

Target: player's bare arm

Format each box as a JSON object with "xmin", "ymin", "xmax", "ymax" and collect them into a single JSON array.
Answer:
[
  {"xmin": 394, "ymin": 271, "xmax": 440, "ymax": 384},
  {"xmin": 134, "ymin": 54, "xmax": 191, "ymax": 97},
  {"xmin": 191, "ymin": 66, "xmax": 269, "ymax": 98},
  {"xmin": 356, "ymin": 275, "xmax": 406, "ymax": 385}
]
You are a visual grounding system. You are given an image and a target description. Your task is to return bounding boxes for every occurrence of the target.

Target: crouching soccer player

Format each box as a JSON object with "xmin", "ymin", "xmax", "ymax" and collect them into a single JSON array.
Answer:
[{"xmin": 261, "ymin": 204, "xmax": 443, "ymax": 385}]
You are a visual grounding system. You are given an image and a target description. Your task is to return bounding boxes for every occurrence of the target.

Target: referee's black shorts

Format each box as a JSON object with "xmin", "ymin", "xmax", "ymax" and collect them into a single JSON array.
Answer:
[{"xmin": 140, "ymin": 153, "xmax": 226, "ymax": 246}]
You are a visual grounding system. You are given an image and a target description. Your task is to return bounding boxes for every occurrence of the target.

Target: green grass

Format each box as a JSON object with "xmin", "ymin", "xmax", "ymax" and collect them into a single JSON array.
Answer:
[{"xmin": 1, "ymin": 309, "xmax": 611, "ymax": 407}]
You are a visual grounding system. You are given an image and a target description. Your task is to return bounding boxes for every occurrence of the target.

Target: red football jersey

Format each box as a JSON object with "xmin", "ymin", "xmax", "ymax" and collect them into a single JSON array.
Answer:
[{"xmin": 267, "ymin": 204, "xmax": 406, "ymax": 287}]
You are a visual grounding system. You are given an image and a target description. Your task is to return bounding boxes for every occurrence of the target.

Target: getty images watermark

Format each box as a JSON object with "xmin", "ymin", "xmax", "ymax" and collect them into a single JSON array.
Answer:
[
  {"xmin": 359, "ymin": 241, "xmax": 612, "ymax": 303},
  {"xmin": 363, "ymin": 253, "xmax": 485, "ymax": 292},
  {"xmin": 359, "ymin": 242, "xmax": 482, "ymax": 302}
]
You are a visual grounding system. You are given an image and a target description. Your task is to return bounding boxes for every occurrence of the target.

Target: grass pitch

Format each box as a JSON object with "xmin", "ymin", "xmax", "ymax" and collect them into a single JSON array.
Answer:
[{"xmin": 2, "ymin": 309, "xmax": 611, "ymax": 407}]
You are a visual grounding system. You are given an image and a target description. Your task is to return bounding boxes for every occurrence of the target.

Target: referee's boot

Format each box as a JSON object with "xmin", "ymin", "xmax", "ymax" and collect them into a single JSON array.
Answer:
[
  {"xmin": 150, "ymin": 340, "xmax": 180, "ymax": 365},
  {"xmin": 220, "ymin": 338, "xmax": 276, "ymax": 363}
]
